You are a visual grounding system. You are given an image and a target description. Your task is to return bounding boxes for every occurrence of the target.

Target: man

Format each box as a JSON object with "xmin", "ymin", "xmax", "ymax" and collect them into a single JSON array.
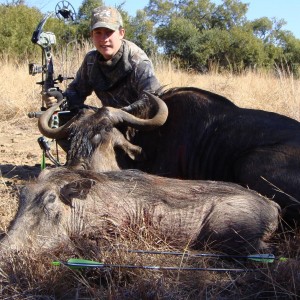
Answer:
[{"xmin": 45, "ymin": 6, "xmax": 162, "ymax": 111}]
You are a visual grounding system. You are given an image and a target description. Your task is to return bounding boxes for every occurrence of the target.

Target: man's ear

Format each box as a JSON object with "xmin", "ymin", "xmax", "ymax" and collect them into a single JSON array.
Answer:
[
  {"xmin": 60, "ymin": 179, "xmax": 96, "ymax": 205},
  {"xmin": 119, "ymin": 27, "xmax": 125, "ymax": 39}
]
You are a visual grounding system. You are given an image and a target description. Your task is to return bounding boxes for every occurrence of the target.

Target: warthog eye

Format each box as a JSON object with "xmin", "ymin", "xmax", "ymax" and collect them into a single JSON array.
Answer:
[
  {"xmin": 32, "ymin": 190, "xmax": 57, "ymax": 208},
  {"xmin": 47, "ymin": 193, "xmax": 56, "ymax": 203}
]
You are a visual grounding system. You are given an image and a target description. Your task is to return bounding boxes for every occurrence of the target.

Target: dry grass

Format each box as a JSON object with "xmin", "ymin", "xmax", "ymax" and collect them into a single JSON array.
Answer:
[
  {"xmin": 1, "ymin": 45, "xmax": 300, "ymax": 299},
  {"xmin": 153, "ymin": 55, "xmax": 300, "ymax": 121}
]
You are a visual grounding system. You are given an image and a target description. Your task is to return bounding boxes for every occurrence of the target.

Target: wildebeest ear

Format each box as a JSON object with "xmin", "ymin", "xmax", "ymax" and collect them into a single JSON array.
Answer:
[
  {"xmin": 126, "ymin": 146, "xmax": 147, "ymax": 161},
  {"xmin": 60, "ymin": 179, "xmax": 95, "ymax": 205}
]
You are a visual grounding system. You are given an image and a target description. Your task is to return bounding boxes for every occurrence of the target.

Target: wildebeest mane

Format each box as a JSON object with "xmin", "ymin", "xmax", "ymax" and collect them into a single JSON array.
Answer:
[{"xmin": 68, "ymin": 107, "xmax": 113, "ymax": 160}]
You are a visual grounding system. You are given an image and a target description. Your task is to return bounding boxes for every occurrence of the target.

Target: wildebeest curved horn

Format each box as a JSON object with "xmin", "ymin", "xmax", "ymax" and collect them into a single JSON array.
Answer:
[
  {"xmin": 38, "ymin": 100, "xmax": 76, "ymax": 139},
  {"xmin": 107, "ymin": 91, "xmax": 168, "ymax": 130}
]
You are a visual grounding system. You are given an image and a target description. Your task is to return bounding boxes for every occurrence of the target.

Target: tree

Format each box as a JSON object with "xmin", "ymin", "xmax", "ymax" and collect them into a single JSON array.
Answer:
[
  {"xmin": 126, "ymin": 10, "xmax": 157, "ymax": 55},
  {"xmin": 273, "ymin": 31, "xmax": 300, "ymax": 75},
  {"xmin": 178, "ymin": 0, "xmax": 218, "ymax": 31},
  {"xmin": 249, "ymin": 17, "xmax": 273, "ymax": 41},
  {"xmin": 0, "ymin": 4, "xmax": 42, "ymax": 60},
  {"xmin": 76, "ymin": 0, "xmax": 104, "ymax": 39},
  {"xmin": 152, "ymin": 0, "xmax": 255, "ymax": 72},
  {"xmin": 146, "ymin": 0, "xmax": 300, "ymax": 75},
  {"xmin": 145, "ymin": 0, "xmax": 177, "ymax": 26},
  {"xmin": 77, "ymin": 0, "xmax": 104, "ymax": 20},
  {"xmin": 156, "ymin": 16, "xmax": 206, "ymax": 70},
  {"xmin": 211, "ymin": 0, "xmax": 248, "ymax": 30}
]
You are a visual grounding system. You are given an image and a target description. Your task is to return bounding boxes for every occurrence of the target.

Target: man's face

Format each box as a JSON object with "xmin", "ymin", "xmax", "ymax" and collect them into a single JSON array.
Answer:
[{"xmin": 92, "ymin": 27, "xmax": 125, "ymax": 60}]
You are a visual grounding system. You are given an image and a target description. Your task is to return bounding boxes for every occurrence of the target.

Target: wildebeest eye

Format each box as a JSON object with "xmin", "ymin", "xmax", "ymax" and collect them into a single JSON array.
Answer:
[{"xmin": 92, "ymin": 133, "xmax": 101, "ymax": 145}]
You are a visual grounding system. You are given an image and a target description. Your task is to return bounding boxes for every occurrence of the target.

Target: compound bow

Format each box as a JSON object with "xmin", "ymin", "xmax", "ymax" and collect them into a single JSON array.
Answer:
[{"xmin": 28, "ymin": 1, "xmax": 77, "ymax": 167}]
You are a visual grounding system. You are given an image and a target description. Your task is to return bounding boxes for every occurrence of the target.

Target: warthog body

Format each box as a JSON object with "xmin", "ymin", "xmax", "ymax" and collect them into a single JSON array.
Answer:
[{"xmin": 1, "ymin": 167, "xmax": 280, "ymax": 254}]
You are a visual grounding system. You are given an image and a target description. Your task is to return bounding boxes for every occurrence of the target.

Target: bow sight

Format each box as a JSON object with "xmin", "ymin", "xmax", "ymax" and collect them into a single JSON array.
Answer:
[{"xmin": 28, "ymin": 1, "xmax": 77, "ymax": 167}]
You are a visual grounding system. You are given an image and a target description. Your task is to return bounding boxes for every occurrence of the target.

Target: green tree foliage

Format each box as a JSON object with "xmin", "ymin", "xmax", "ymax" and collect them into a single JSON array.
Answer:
[
  {"xmin": 210, "ymin": 0, "xmax": 248, "ymax": 30},
  {"xmin": 125, "ymin": 10, "xmax": 157, "ymax": 55},
  {"xmin": 0, "ymin": 4, "xmax": 42, "ymax": 60},
  {"xmin": 145, "ymin": 0, "xmax": 175, "ymax": 26},
  {"xmin": 77, "ymin": 0, "xmax": 104, "ymax": 39},
  {"xmin": 219, "ymin": 27, "xmax": 267, "ymax": 72},
  {"xmin": 146, "ymin": 0, "xmax": 300, "ymax": 75},
  {"xmin": 249, "ymin": 17, "xmax": 273, "ymax": 41},
  {"xmin": 156, "ymin": 17, "xmax": 204, "ymax": 70},
  {"xmin": 273, "ymin": 31, "xmax": 300, "ymax": 76}
]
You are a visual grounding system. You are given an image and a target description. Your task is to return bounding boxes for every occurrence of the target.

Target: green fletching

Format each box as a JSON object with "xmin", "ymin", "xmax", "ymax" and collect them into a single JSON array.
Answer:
[
  {"xmin": 52, "ymin": 258, "xmax": 104, "ymax": 270},
  {"xmin": 247, "ymin": 254, "xmax": 289, "ymax": 263},
  {"xmin": 247, "ymin": 254, "xmax": 275, "ymax": 263},
  {"xmin": 67, "ymin": 258, "xmax": 103, "ymax": 265}
]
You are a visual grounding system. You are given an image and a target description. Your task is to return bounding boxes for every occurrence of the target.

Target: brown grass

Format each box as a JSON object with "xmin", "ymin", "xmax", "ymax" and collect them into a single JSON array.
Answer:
[{"xmin": 1, "ymin": 44, "xmax": 300, "ymax": 299}]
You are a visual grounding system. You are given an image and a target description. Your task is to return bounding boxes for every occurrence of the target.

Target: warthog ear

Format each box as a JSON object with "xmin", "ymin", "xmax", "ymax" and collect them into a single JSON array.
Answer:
[{"xmin": 60, "ymin": 179, "xmax": 96, "ymax": 206}]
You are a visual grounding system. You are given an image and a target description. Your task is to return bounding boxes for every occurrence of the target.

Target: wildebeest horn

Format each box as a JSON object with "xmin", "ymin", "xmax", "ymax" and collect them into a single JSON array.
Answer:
[
  {"xmin": 38, "ymin": 100, "xmax": 76, "ymax": 139},
  {"xmin": 107, "ymin": 91, "xmax": 168, "ymax": 130}
]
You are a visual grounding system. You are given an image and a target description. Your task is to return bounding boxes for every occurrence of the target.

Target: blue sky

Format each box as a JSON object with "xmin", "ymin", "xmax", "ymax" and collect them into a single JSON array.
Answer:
[{"xmin": 4, "ymin": 0, "xmax": 300, "ymax": 38}]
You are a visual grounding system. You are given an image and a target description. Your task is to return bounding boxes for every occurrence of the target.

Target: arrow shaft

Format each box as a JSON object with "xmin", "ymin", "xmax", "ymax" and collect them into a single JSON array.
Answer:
[
  {"xmin": 125, "ymin": 249, "xmax": 275, "ymax": 261},
  {"xmin": 62, "ymin": 262, "xmax": 259, "ymax": 272}
]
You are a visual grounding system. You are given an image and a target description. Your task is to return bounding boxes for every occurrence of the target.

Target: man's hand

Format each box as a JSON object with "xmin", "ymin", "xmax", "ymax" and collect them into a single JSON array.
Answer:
[
  {"xmin": 42, "ymin": 89, "xmax": 64, "ymax": 108},
  {"xmin": 43, "ymin": 94, "xmax": 57, "ymax": 108}
]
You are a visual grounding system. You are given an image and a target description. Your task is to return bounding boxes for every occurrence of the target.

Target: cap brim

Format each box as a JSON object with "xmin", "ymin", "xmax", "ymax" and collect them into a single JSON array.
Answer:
[{"xmin": 91, "ymin": 22, "xmax": 119, "ymax": 31}]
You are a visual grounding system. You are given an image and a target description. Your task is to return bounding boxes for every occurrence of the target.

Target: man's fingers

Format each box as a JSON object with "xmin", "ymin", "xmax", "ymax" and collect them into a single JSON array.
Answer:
[{"xmin": 45, "ymin": 96, "xmax": 57, "ymax": 108}]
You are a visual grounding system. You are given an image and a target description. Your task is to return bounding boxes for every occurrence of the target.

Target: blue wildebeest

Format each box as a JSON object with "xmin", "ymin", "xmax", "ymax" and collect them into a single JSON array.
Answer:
[{"xmin": 38, "ymin": 87, "xmax": 300, "ymax": 224}]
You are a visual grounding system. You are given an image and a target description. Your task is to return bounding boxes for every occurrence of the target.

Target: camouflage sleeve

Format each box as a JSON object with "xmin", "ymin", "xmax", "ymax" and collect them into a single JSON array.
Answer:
[
  {"xmin": 65, "ymin": 53, "xmax": 94, "ymax": 109},
  {"xmin": 122, "ymin": 59, "xmax": 162, "ymax": 115},
  {"xmin": 134, "ymin": 59, "xmax": 161, "ymax": 95}
]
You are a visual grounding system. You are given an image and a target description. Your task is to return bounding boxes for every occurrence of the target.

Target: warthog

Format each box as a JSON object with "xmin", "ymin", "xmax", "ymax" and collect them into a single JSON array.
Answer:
[{"xmin": 1, "ymin": 167, "xmax": 280, "ymax": 254}]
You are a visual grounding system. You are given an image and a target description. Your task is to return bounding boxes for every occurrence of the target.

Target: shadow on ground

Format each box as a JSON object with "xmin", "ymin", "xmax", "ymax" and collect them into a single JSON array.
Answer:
[{"xmin": 0, "ymin": 164, "xmax": 41, "ymax": 182}]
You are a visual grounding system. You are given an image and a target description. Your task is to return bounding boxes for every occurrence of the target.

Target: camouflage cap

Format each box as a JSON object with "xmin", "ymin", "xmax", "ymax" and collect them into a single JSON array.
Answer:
[{"xmin": 90, "ymin": 6, "xmax": 123, "ymax": 31}]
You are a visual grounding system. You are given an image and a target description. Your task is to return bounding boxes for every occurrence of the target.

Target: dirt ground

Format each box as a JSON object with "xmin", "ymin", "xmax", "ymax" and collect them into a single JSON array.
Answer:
[
  {"xmin": 0, "ymin": 120, "xmax": 65, "ymax": 183},
  {"xmin": 1, "ymin": 122, "xmax": 41, "ymax": 183},
  {"xmin": 0, "ymin": 119, "xmax": 66, "ymax": 232}
]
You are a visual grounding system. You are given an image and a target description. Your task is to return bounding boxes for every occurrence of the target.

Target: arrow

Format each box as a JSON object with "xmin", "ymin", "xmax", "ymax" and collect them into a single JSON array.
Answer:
[
  {"xmin": 52, "ymin": 258, "xmax": 262, "ymax": 272},
  {"xmin": 102, "ymin": 246, "xmax": 289, "ymax": 264},
  {"xmin": 124, "ymin": 250, "xmax": 288, "ymax": 263}
]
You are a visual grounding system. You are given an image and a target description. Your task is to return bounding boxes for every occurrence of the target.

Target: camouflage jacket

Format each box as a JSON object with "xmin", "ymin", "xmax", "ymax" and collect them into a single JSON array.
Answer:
[{"xmin": 65, "ymin": 39, "xmax": 162, "ymax": 109}]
